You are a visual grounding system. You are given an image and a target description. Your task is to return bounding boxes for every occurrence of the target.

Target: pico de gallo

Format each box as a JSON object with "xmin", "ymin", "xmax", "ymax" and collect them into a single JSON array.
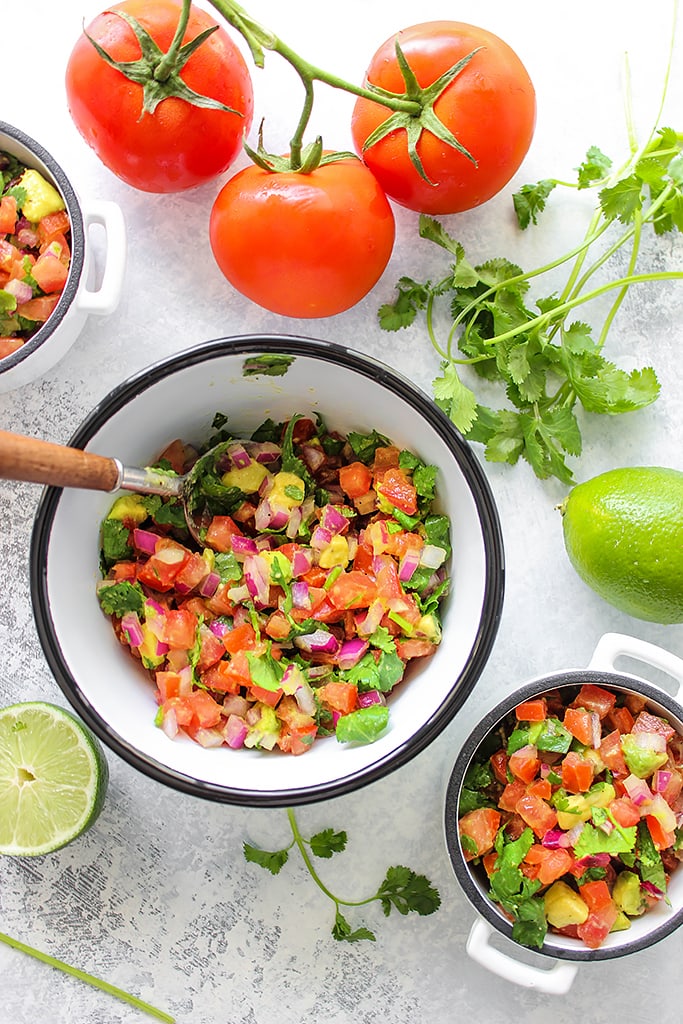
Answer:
[
  {"xmin": 0, "ymin": 150, "xmax": 71, "ymax": 359},
  {"xmin": 457, "ymin": 683, "xmax": 683, "ymax": 950},
  {"xmin": 97, "ymin": 413, "xmax": 450, "ymax": 755}
]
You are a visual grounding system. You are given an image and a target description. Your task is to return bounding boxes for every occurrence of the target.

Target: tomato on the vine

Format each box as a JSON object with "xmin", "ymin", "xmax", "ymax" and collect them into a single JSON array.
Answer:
[
  {"xmin": 351, "ymin": 21, "xmax": 536, "ymax": 215},
  {"xmin": 65, "ymin": 0, "xmax": 253, "ymax": 193},
  {"xmin": 209, "ymin": 156, "xmax": 396, "ymax": 318}
]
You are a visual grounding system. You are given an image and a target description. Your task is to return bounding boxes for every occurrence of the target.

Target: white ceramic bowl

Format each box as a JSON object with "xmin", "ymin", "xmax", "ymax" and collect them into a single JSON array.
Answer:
[
  {"xmin": 31, "ymin": 335, "xmax": 504, "ymax": 806},
  {"xmin": 0, "ymin": 121, "xmax": 126, "ymax": 393},
  {"xmin": 444, "ymin": 632, "xmax": 683, "ymax": 994}
]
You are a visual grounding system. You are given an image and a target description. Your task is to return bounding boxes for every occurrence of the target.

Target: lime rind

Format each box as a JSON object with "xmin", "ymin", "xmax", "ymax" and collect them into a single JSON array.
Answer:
[{"xmin": 0, "ymin": 702, "xmax": 109, "ymax": 857}]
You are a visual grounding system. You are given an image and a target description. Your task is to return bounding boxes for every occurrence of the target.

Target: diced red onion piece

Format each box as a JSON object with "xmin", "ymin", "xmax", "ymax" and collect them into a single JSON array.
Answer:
[
  {"xmin": 356, "ymin": 600, "xmax": 385, "ymax": 637},
  {"xmin": 223, "ymin": 715, "xmax": 247, "ymax": 749},
  {"xmin": 209, "ymin": 618, "xmax": 230, "ymax": 638},
  {"xmin": 160, "ymin": 705, "xmax": 178, "ymax": 740},
  {"xmin": 243, "ymin": 554, "xmax": 270, "ymax": 607},
  {"xmin": 294, "ymin": 629, "xmax": 339, "ymax": 654},
  {"xmin": 144, "ymin": 598, "xmax": 165, "ymax": 617},
  {"xmin": 155, "ymin": 546, "xmax": 187, "ymax": 565},
  {"xmin": 631, "ymin": 731, "xmax": 667, "ymax": 753},
  {"xmin": 653, "ymin": 769, "xmax": 673, "ymax": 793},
  {"xmin": 254, "ymin": 498, "xmax": 273, "ymax": 532},
  {"xmin": 231, "ymin": 534, "xmax": 259, "ymax": 558},
  {"xmin": 337, "ymin": 638, "xmax": 369, "ymax": 670},
  {"xmin": 624, "ymin": 773, "xmax": 654, "ymax": 806},
  {"xmin": 199, "ymin": 571, "xmax": 220, "ymax": 598},
  {"xmin": 357, "ymin": 690, "xmax": 385, "ymax": 708},
  {"xmin": 121, "ymin": 611, "xmax": 144, "ymax": 648},
  {"xmin": 227, "ymin": 583, "xmax": 251, "ymax": 604},
  {"xmin": 291, "ymin": 547, "xmax": 313, "ymax": 577},
  {"xmin": 227, "ymin": 441, "xmax": 252, "ymax": 469},
  {"xmin": 398, "ymin": 549, "xmax": 421, "ymax": 582},
  {"xmin": 269, "ymin": 506, "xmax": 290, "ymax": 530},
  {"xmin": 642, "ymin": 880, "xmax": 665, "ymax": 899},
  {"xmin": 132, "ymin": 528, "xmax": 159, "ymax": 554},
  {"xmin": 286, "ymin": 505, "xmax": 303, "ymax": 540},
  {"xmin": 194, "ymin": 727, "xmax": 225, "ymax": 748},
  {"xmin": 5, "ymin": 278, "xmax": 33, "ymax": 304},
  {"xmin": 291, "ymin": 580, "xmax": 311, "ymax": 610},
  {"xmin": 301, "ymin": 444, "xmax": 327, "ymax": 472},
  {"xmin": 310, "ymin": 525, "xmax": 332, "ymax": 550},
  {"xmin": 251, "ymin": 441, "xmax": 281, "ymax": 464},
  {"xmin": 319, "ymin": 503, "xmax": 349, "ymax": 536},
  {"xmin": 591, "ymin": 712, "xmax": 602, "ymax": 749},
  {"xmin": 419, "ymin": 544, "xmax": 447, "ymax": 569},
  {"xmin": 222, "ymin": 695, "xmax": 249, "ymax": 717},
  {"xmin": 541, "ymin": 828, "xmax": 571, "ymax": 849}
]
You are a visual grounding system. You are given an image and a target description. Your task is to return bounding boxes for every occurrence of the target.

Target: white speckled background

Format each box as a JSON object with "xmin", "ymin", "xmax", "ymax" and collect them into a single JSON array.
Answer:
[{"xmin": 2, "ymin": 2, "xmax": 683, "ymax": 1021}]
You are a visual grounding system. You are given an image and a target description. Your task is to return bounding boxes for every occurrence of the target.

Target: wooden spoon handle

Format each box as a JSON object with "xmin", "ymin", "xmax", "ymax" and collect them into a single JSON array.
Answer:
[{"xmin": 0, "ymin": 430, "xmax": 120, "ymax": 491}]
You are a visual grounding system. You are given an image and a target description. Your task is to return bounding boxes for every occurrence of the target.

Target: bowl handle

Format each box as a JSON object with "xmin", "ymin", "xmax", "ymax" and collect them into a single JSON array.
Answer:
[
  {"xmin": 75, "ymin": 200, "xmax": 127, "ymax": 316},
  {"xmin": 466, "ymin": 919, "xmax": 578, "ymax": 995},
  {"xmin": 588, "ymin": 632, "xmax": 683, "ymax": 698}
]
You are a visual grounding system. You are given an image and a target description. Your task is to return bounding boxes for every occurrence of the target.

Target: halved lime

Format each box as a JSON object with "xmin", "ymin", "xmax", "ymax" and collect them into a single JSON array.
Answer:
[{"xmin": 0, "ymin": 702, "xmax": 109, "ymax": 856}]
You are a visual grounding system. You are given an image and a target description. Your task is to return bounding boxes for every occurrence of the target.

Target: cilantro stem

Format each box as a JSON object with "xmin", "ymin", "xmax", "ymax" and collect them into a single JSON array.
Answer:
[
  {"xmin": 286, "ymin": 808, "xmax": 376, "ymax": 908},
  {"xmin": 0, "ymin": 930, "xmax": 174, "ymax": 1022}
]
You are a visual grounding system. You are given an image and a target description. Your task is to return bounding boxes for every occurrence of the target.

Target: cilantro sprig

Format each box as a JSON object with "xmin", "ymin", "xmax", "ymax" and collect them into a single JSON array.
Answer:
[
  {"xmin": 244, "ymin": 809, "xmax": 441, "ymax": 942},
  {"xmin": 379, "ymin": 43, "xmax": 683, "ymax": 484}
]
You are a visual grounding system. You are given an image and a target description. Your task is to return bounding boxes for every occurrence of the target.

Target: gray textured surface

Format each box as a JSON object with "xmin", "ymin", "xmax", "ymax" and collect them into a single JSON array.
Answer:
[{"xmin": 2, "ymin": 2, "xmax": 683, "ymax": 1022}]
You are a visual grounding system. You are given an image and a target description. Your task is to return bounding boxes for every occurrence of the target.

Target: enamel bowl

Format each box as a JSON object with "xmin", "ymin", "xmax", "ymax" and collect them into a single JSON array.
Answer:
[
  {"xmin": 444, "ymin": 632, "xmax": 683, "ymax": 995},
  {"xmin": 30, "ymin": 334, "xmax": 504, "ymax": 806},
  {"xmin": 0, "ymin": 120, "xmax": 126, "ymax": 393}
]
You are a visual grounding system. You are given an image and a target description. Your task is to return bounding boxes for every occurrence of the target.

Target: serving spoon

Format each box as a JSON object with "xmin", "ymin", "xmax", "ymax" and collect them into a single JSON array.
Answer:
[{"xmin": 0, "ymin": 429, "xmax": 214, "ymax": 542}]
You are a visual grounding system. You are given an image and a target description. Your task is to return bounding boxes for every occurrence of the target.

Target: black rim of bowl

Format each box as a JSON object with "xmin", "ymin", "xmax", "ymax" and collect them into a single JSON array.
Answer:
[
  {"xmin": 30, "ymin": 334, "xmax": 505, "ymax": 807},
  {"xmin": 444, "ymin": 667, "xmax": 683, "ymax": 961},
  {"xmin": 0, "ymin": 120, "xmax": 85, "ymax": 376}
]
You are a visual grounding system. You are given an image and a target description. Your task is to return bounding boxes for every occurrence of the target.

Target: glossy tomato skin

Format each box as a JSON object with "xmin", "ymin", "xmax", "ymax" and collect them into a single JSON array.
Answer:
[
  {"xmin": 65, "ymin": 0, "xmax": 253, "ymax": 193},
  {"xmin": 209, "ymin": 157, "xmax": 396, "ymax": 318},
  {"xmin": 351, "ymin": 21, "xmax": 536, "ymax": 215}
]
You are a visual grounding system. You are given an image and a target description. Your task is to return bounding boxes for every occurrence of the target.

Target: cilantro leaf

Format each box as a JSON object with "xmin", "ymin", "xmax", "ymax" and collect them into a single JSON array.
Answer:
[
  {"xmin": 513, "ymin": 179, "xmax": 556, "ymax": 228},
  {"xmin": 573, "ymin": 820, "xmax": 637, "ymax": 858},
  {"xmin": 377, "ymin": 866, "xmax": 442, "ymax": 917},
  {"xmin": 243, "ymin": 842, "xmax": 290, "ymax": 875},
  {"xmin": 332, "ymin": 911, "xmax": 376, "ymax": 943},
  {"xmin": 347, "ymin": 428, "xmax": 391, "ymax": 464},
  {"xmin": 100, "ymin": 518, "xmax": 134, "ymax": 568},
  {"xmin": 242, "ymin": 354, "xmax": 294, "ymax": 377},
  {"xmin": 97, "ymin": 581, "xmax": 144, "ymax": 617},
  {"xmin": 309, "ymin": 828, "xmax": 347, "ymax": 859},
  {"xmin": 636, "ymin": 820, "xmax": 668, "ymax": 894},
  {"xmin": 432, "ymin": 361, "xmax": 478, "ymax": 434},
  {"xmin": 576, "ymin": 145, "xmax": 612, "ymax": 188}
]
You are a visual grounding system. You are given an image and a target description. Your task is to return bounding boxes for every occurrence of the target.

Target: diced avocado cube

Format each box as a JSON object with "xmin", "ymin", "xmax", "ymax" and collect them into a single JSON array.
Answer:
[
  {"xmin": 18, "ymin": 168, "xmax": 65, "ymax": 222},
  {"xmin": 610, "ymin": 911, "xmax": 632, "ymax": 933},
  {"xmin": 621, "ymin": 733, "xmax": 668, "ymax": 779},
  {"xmin": 544, "ymin": 880, "xmax": 589, "ymax": 928},
  {"xmin": 612, "ymin": 871, "xmax": 646, "ymax": 917}
]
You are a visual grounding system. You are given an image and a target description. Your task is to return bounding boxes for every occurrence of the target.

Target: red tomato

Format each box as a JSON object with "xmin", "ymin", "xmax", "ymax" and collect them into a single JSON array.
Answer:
[
  {"xmin": 508, "ymin": 744, "xmax": 540, "ymax": 784},
  {"xmin": 515, "ymin": 792, "xmax": 557, "ymax": 837},
  {"xmin": 338, "ymin": 462, "xmax": 373, "ymax": 500},
  {"xmin": 351, "ymin": 21, "xmax": 536, "ymax": 214},
  {"xmin": 209, "ymin": 156, "xmax": 396, "ymax": 318},
  {"xmin": 458, "ymin": 807, "xmax": 501, "ymax": 861},
  {"xmin": 515, "ymin": 698, "xmax": 548, "ymax": 722},
  {"xmin": 204, "ymin": 515, "xmax": 243, "ymax": 553},
  {"xmin": 65, "ymin": 0, "xmax": 253, "ymax": 193},
  {"xmin": 327, "ymin": 570, "xmax": 379, "ymax": 610}
]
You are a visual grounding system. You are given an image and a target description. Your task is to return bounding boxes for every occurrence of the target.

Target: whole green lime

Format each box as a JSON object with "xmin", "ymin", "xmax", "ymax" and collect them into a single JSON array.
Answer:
[{"xmin": 560, "ymin": 466, "xmax": 683, "ymax": 624}]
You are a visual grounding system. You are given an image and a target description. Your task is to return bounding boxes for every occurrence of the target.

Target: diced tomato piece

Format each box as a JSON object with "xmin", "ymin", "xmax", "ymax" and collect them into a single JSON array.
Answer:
[
  {"xmin": 561, "ymin": 751, "xmax": 595, "ymax": 793},
  {"xmin": 527, "ymin": 777, "xmax": 552, "ymax": 801},
  {"xmin": 37, "ymin": 209, "xmax": 70, "ymax": 243},
  {"xmin": 515, "ymin": 792, "xmax": 558, "ymax": 837},
  {"xmin": 490, "ymin": 749, "xmax": 508, "ymax": 785},
  {"xmin": 0, "ymin": 238, "xmax": 19, "ymax": 270},
  {"xmin": 174, "ymin": 552, "xmax": 209, "ymax": 593},
  {"xmin": 32, "ymin": 251, "xmax": 68, "ymax": 294},
  {"xmin": 508, "ymin": 744, "xmax": 540, "ymax": 784},
  {"xmin": 608, "ymin": 796, "xmax": 641, "ymax": 828},
  {"xmin": 0, "ymin": 337, "xmax": 24, "ymax": 358},
  {"xmin": 196, "ymin": 625, "xmax": 226, "ymax": 673},
  {"xmin": 201, "ymin": 658, "xmax": 242, "ymax": 694},
  {"xmin": 222, "ymin": 622, "xmax": 257, "ymax": 655},
  {"xmin": 338, "ymin": 461, "xmax": 373, "ymax": 499},
  {"xmin": 498, "ymin": 778, "xmax": 527, "ymax": 811},
  {"xmin": 525, "ymin": 845, "xmax": 574, "ymax": 886},
  {"xmin": 482, "ymin": 851, "xmax": 499, "ymax": 877},
  {"xmin": 137, "ymin": 548, "xmax": 190, "ymax": 592},
  {"xmin": 327, "ymin": 569, "xmax": 378, "ymax": 610},
  {"xmin": 604, "ymin": 704, "xmax": 635, "ymax": 735},
  {"xmin": 0, "ymin": 195, "xmax": 17, "ymax": 234},
  {"xmin": 155, "ymin": 670, "xmax": 185, "ymax": 702},
  {"xmin": 563, "ymin": 706, "xmax": 596, "ymax": 746},
  {"xmin": 17, "ymin": 294, "xmax": 60, "ymax": 322},
  {"xmin": 317, "ymin": 681, "xmax": 359, "ymax": 715},
  {"xmin": 600, "ymin": 729, "xmax": 629, "ymax": 776},
  {"xmin": 204, "ymin": 515, "xmax": 243, "ymax": 553},
  {"xmin": 573, "ymin": 684, "xmax": 617, "ymax": 719},
  {"xmin": 352, "ymin": 541, "xmax": 375, "ymax": 575},
  {"xmin": 185, "ymin": 689, "xmax": 223, "ymax": 729},
  {"xmin": 372, "ymin": 445, "xmax": 400, "ymax": 481},
  {"xmin": 632, "ymin": 710, "xmax": 676, "ymax": 742},
  {"xmin": 579, "ymin": 879, "xmax": 612, "ymax": 912},
  {"xmin": 458, "ymin": 807, "xmax": 501, "ymax": 861},
  {"xmin": 163, "ymin": 696, "xmax": 195, "ymax": 728},
  {"xmin": 204, "ymin": 582, "xmax": 237, "ymax": 616},
  {"xmin": 394, "ymin": 638, "xmax": 435, "ymax": 660},
  {"xmin": 645, "ymin": 814, "xmax": 676, "ymax": 851},
  {"xmin": 376, "ymin": 467, "xmax": 418, "ymax": 515},
  {"xmin": 216, "ymin": 649, "xmax": 251, "ymax": 691},
  {"xmin": 162, "ymin": 608, "xmax": 197, "ymax": 649},
  {"xmin": 249, "ymin": 684, "xmax": 283, "ymax": 707},
  {"xmin": 111, "ymin": 560, "xmax": 137, "ymax": 581},
  {"xmin": 515, "ymin": 698, "xmax": 548, "ymax": 722},
  {"xmin": 577, "ymin": 902, "xmax": 619, "ymax": 949},
  {"xmin": 265, "ymin": 610, "xmax": 292, "ymax": 640}
]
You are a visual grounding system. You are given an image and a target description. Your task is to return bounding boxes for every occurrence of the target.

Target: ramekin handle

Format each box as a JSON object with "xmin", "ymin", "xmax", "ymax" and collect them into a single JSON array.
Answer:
[
  {"xmin": 76, "ymin": 199, "xmax": 127, "ymax": 316},
  {"xmin": 466, "ymin": 918, "xmax": 578, "ymax": 995},
  {"xmin": 588, "ymin": 632, "xmax": 683, "ymax": 699}
]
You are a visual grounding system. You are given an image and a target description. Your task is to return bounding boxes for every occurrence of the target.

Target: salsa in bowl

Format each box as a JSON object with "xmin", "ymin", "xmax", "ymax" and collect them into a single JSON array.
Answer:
[{"xmin": 30, "ymin": 335, "xmax": 504, "ymax": 807}]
